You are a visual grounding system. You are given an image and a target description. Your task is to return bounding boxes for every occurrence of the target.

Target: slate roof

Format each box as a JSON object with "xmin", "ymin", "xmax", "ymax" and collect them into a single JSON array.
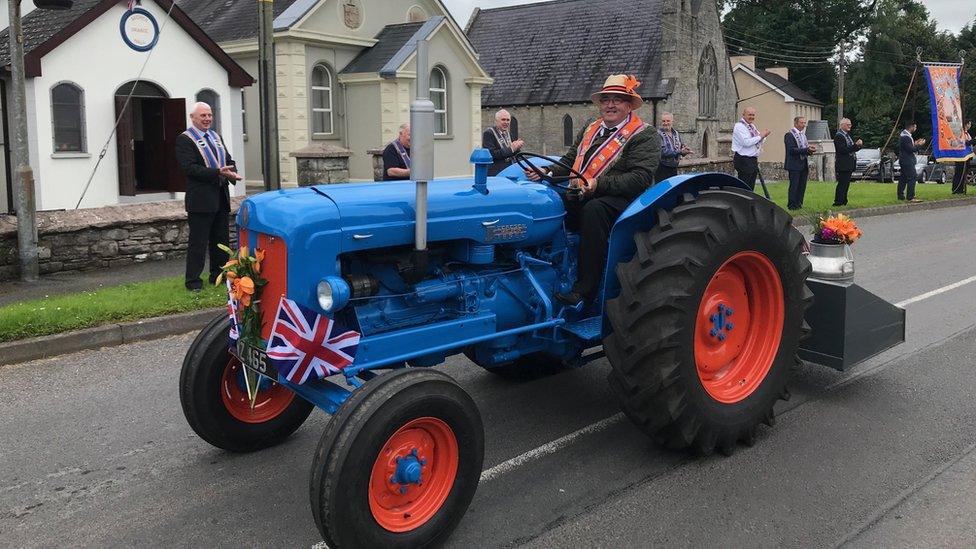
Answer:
[
  {"xmin": 176, "ymin": 0, "xmax": 300, "ymax": 43},
  {"xmin": 753, "ymin": 67, "xmax": 823, "ymax": 106},
  {"xmin": 466, "ymin": 0, "xmax": 668, "ymax": 107},
  {"xmin": 341, "ymin": 22, "xmax": 425, "ymax": 74},
  {"xmin": 0, "ymin": 0, "xmax": 252, "ymax": 86},
  {"xmin": 0, "ymin": 0, "xmax": 103, "ymax": 66}
]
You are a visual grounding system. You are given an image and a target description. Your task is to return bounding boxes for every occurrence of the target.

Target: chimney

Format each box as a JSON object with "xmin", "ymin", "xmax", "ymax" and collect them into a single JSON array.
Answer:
[
  {"xmin": 766, "ymin": 66, "xmax": 789, "ymax": 80},
  {"xmin": 730, "ymin": 55, "xmax": 755, "ymax": 70}
]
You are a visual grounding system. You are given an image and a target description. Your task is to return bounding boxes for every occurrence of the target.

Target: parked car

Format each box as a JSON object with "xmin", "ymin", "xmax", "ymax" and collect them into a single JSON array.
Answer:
[
  {"xmin": 854, "ymin": 148, "xmax": 896, "ymax": 182},
  {"xmin": 852, "ymin": 148, "xmax": 882, "ymax": 181},
  {"xmin": 916, "ymin": 155, "xmax": 948, "ymax": 184}
]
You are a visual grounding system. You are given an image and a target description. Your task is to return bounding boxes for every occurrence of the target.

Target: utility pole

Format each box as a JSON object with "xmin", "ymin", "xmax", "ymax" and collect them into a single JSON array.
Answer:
[
  {"xmin": 6, "ymin": 0, "xmax": 38, "ymax": 281},
  {"xmin": 257, "ymin": 0, "xmax": 280, "ymax": 191},
  {"xmin": 837, "ymin": 42, "xmax": 846, "ymax": 130}
]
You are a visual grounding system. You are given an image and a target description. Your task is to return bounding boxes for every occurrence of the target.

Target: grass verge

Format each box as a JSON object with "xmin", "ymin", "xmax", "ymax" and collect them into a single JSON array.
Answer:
[
  {"xmin": 0, "ymin": 277, "xmax": 224, "ymax": 343},
  {"xmin": 763, "ymin": 179, "xmax": 959, "ymax": 215}
]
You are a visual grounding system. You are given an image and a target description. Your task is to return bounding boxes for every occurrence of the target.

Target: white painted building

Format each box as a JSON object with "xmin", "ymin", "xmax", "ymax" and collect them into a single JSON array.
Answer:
[{"xmin": 0, "ymin": 0, "xmax": 253, "ymax": 213}]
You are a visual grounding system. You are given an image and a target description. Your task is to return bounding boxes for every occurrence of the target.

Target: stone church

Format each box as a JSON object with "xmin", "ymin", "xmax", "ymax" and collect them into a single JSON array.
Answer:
[{"xmin": 466, "ymin": 0, "xmax": 738, "ymax": 162}]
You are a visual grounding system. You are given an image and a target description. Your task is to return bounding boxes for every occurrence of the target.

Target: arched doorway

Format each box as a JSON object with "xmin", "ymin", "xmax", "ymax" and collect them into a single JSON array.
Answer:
[{"xmin": 114, "ymin": 80, "xmax": 186, "ymax": 196}]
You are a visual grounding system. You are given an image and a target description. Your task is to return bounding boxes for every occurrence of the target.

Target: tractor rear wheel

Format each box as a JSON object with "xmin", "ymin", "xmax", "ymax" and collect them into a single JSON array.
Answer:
[
  {"xmin": 604, "ymin": 187, "xmax": 811, "ymax": 454},
  {"xmin": 310, "ymin": 368, "xmax": 484, "ymax": 548},
  {"xmin": 180, "ymin": 313, "xmax": 314, "ymax": 452}
]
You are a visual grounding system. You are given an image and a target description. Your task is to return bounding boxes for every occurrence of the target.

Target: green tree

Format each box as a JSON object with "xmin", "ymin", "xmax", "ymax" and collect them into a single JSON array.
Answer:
[
  {"xmin": 956, "ymin": 17, "xmax": 976, "ymax": 123},
  {"xmin": 721, "ymin": 0, "xmax": 878, "ymax": 110},
  {"xmin": 844, "ymin": 0, "xmax": 958, "ymax": 149}
]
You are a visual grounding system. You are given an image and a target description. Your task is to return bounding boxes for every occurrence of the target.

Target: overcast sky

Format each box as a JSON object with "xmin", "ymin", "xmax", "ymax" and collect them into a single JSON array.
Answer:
[{"xmin": 443, "ymin": 0, "xmax": 976, "ymax": 35}]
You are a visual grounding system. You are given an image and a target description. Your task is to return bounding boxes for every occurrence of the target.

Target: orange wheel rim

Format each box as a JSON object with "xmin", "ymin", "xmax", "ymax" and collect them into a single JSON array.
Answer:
[
  {"xmin": 220, "ymin": 357, "xmax": 295, "ymax": 423},
  {"xmin": 694, "ymin": 251, "xmax": 784, "ymax": 404},
  {"xmin": 369, "ymin": 417, "xmax": 459, "ymax": 532}
]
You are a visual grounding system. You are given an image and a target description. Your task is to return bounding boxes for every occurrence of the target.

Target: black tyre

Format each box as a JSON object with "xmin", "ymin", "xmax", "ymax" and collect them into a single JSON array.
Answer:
[
  {"xmin": 463, "ymin": 347, "xmax": 572, "ymax": 381},
  {"xmin": 179, "ymin": 314, "xmax": 314, "ymax": 452},
  {"xmin": 604, "ymin": 187, "xmax": 811, "ymax": 454},
  {"xmin": 310, "ymin": 368, "xmax": 484, "ymax": 549}
]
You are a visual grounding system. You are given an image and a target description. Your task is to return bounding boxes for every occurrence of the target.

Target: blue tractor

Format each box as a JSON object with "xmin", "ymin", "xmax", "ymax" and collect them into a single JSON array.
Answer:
[{"xmin": 180, "ymin": 46, "xmax": 903, "ymax": 549}]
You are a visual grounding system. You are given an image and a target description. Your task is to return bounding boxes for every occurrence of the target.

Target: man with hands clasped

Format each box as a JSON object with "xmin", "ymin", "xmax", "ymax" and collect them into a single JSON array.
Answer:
[{"xmin": 175, "ymin": 102, "xmax": 243, "ymax": 292}]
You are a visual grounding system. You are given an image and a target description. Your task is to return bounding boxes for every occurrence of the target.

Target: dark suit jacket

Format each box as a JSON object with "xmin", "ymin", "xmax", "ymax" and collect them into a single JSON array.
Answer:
[
  {"xmin": 482, "ymin": 128, "xmax": 517, "ymax": 176},
  {"xmin": 898, "ymin": 133, "xmax": 920, "ymax": 166},
  {"xmin": 784, "ymin": 131, "xmax": 810, "ymax": 171},
  {"xmin": 175, "ymin": 132, "xmax": 235, "ymax": 213},
  {"xmin": 834, "ymin": 131, "xmax": 862, "ymax": 172},
  {"xmin": 549, "ymin": 124, "xmax": 661, "ymax": 201}
]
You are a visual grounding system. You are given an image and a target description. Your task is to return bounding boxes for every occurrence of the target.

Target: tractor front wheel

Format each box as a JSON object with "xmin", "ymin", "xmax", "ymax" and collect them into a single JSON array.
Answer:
[
  {"xmin": 179, "ymin": 314, "xmax": 314, "ymax": 452},
  {"xmin": 310, "ymin": 368, "xmax": 484, "ymax": 548},
  {"xmin": 604, "ymin": 187, "xmax": 811, "ymax": 454}
]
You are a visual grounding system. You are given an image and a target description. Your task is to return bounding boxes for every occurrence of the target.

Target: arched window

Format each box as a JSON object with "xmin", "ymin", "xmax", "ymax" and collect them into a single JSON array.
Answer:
[
  {"xmin": 562, "ymin": 114, "xmax": 574, "ymax": 146},
  {"xmin": 195, "ymin": 89, "xmax": 220, "ymax": 132},
  {"xmin": 698, "ymin": 44, "xmax": 718, "ymax": 118},
  {"xmin": 701, "ymin": 129, "xmax": 710, "ymax": 158},
  {"xmin": 430, "ymin": 66, "xmax": 448, "ymax": 135},
  {"xmin": 311, "ymin": 64, "xmax": 335, "ymax": 136},
  {"xmin": 51, "ymin": 82, "xmax": 86, "ymax": 153},
  {"xmin": 510, "ymin": 116, "xmax": 519, "ymax": 139}
]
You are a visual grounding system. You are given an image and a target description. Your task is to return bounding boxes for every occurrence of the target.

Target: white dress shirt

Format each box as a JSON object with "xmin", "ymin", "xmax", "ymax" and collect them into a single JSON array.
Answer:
[{"xmin": 732, "ymin": 120, "xmax": 765, "ymax": 157}]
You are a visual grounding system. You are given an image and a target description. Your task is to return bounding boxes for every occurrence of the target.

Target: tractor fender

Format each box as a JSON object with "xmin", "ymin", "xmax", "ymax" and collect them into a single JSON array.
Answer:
[{"xmin": 600, "ymin": 172, "xmax": 751, "ymax": 310}]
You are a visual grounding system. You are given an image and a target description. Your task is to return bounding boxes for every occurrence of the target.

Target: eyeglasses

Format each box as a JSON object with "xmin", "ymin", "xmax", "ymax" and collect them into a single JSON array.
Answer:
[{"xmin": 599, "ymin": 96, "xmax": 629, "ymax": 105}]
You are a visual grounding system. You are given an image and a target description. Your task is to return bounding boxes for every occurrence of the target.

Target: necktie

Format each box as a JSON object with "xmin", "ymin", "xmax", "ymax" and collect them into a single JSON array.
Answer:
[{"xmin": 601, "ymin": 126, "xmax": 614, "ymax": 139}]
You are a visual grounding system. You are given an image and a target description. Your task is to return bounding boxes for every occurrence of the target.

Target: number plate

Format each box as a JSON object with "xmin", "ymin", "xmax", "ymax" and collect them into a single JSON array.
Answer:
[{"xmin": 235, "ymin": 340, "xmax": 276, "ymax": 378}]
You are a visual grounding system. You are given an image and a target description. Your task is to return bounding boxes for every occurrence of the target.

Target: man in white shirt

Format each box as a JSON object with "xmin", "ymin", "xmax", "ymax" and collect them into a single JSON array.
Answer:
[{"xmin": 731, "ymin": 106, "xmax": 771, "ymax": 191}]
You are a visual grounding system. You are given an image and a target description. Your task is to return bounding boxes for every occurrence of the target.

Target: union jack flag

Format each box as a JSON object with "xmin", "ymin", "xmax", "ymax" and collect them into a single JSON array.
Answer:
[
  {"xmin": 266, "ymin": 297, "xmax": 361, "ymax": 384},
  {"xmin": 226, "ymin": 279, "xmax": 240, "ymax": 348}
]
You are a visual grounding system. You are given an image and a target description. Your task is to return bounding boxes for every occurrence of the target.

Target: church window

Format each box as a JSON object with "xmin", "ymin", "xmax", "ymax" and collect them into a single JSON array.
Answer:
[
  {"xmin": 698, "ymin": 44, "xmax": 718, "ymax": 118},
  {"xmin": 563, "ymin": 114, "xmax": 574, "ymax": 146}
]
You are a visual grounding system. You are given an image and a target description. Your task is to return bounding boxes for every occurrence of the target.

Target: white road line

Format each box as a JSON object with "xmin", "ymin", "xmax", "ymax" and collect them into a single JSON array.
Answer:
[
  {"xmin": 477, "ymin": 274, "xmax": 976, "ymax": 485},
  {"xmin": 480, "ymin": 413, "xmax": 624, "ymax": 483},
  {"xmin": 895, "ymin": 274, "xmax": 976, "ymax": 307}
]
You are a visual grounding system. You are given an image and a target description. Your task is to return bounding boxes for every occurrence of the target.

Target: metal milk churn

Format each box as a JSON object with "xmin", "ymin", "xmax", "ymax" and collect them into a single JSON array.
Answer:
[{"xmin": 807, "ymin": 242, "xmax": 855, "ymax": 282}]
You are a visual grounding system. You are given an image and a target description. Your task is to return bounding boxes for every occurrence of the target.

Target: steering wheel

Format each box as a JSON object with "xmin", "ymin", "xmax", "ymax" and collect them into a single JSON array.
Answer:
[{"xmin": 513, "ymin": 151, "xmax": 586, "ymax": 195}]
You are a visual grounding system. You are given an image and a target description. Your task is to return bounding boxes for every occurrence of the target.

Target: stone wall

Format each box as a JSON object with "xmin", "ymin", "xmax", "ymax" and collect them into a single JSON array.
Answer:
[
  {"xmin": 291, "ymin": 143, "xmax": 353, "ymax": 186},
  {"xmin": 0, "ymin": 199, "xmax": 241, "ymax": 281}
]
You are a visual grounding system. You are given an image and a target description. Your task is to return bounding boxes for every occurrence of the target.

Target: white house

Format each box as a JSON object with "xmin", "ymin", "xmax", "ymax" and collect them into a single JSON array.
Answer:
[
  {"xmin": 177, "ymin": 0, "xmax": 492, "ymax": 186},
  {"xmin": 0, "ymin": 0, "xmax": 253, "ymax": 213}
]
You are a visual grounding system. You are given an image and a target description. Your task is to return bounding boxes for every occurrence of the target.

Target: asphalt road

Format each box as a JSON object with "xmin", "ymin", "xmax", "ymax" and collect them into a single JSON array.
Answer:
[{"xmin": 2, "ymin": 204, "xmax": 975, "ymax": 548}]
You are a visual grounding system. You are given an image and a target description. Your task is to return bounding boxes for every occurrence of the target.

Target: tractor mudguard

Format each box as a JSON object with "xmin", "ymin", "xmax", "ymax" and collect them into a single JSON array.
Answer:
[{"xmin": 600, "ymin": 173, "xmax": 750, "ymax": 310}]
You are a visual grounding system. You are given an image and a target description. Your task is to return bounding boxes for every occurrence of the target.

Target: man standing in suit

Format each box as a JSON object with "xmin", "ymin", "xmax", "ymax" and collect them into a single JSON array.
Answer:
[
  {"xmin": 784, "ymin": 116, "xmax": 817, "ymax": 210},
  {"xmin": 524, "ymin": 74, "xmax": 659, "ymax": 305},
  {"xmin": 897, "ymin": 121, "xmax": 926, "ymax": 202},
  {"xmin": 482, "ymin": 109, "xmax": 524, "ymax": 176},
  {"xmin": 175, "ymin": 102, "xmax": 242, "ymax": 292},
  {"xmin": 731, "ymin": 106, "xmax": 771, "ymax": 191},
  {"xmin": 833, "ymin": 118, "xmax": 863, "ymax": 206}
]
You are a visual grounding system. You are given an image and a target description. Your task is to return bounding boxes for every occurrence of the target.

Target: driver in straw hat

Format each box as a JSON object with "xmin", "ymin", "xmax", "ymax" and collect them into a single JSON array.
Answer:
[{"xmin": 525, "ymin": 74, "xmax": 660, "ymax": 306}]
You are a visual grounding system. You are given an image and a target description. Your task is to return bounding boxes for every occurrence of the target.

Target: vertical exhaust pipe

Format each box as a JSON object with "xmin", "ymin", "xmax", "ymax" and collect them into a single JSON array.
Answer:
[{"xmin": 407, "ymin": 38, "xmax": 435, "ymax": 282}]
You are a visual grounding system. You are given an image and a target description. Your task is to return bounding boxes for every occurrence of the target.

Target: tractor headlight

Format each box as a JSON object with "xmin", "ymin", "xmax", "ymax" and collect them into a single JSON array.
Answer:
[{"xmin": 317, "ymin": 276, "xmax": 350, "ymax": 313}]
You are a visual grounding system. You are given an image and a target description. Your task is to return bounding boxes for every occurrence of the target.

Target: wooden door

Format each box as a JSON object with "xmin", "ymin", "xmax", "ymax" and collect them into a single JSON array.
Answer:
[
  {"xmin": 115, "ymin": 97, "xmax": 135, "ymax": 196},
  {"xmin": 164, "ymin": 98, "xmax": 187, "ymax": 193}
]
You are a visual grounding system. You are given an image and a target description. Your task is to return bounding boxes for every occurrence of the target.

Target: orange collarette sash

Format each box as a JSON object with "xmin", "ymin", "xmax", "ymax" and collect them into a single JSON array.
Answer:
[{"xmin": 571, "ymin": 113, "xmax": 647, "ymax": 183}]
